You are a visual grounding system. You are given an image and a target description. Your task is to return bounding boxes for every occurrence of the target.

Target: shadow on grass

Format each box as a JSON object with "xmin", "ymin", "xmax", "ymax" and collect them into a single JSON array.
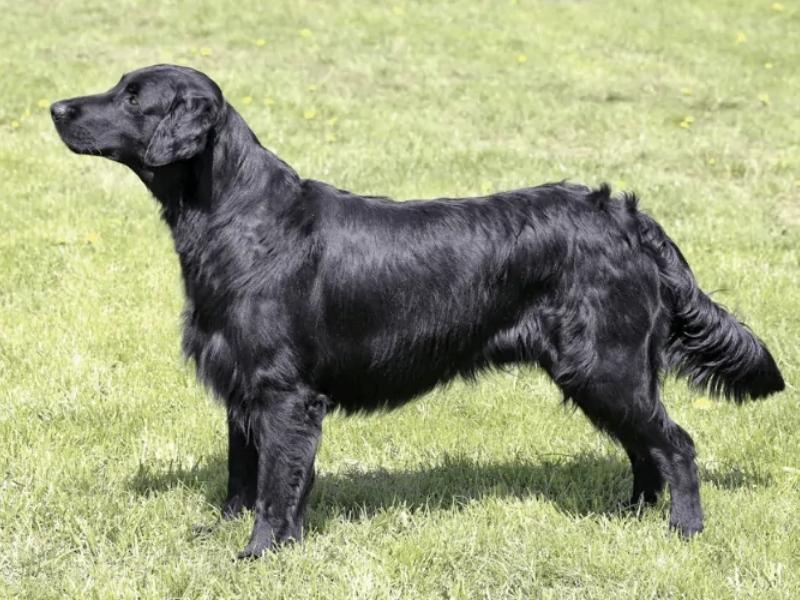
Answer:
[{"xmin": 128, "ymin": 451, "xmax": 773, "ymax": 530}]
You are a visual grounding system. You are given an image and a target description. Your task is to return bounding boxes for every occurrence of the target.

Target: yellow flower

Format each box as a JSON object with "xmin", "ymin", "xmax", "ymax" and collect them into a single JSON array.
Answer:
[
  {"xmin": 300, "ymin": 28, "xmax": 312, "ymax": 38},
  {"xmin": 707, "ymin": 157, "xmax": 717, "ymax": 166},
  {"xmin": 200, "ymin": 47, "xmax": 212, "ymax": 56},
  {"xmin": 692, "ymin": 396, "xmax": 714, "ymax": 410},
  {"xmin": 242, "ymin": 96, "xmax": 253, "ymax": 105},
  {"xmin": 758, "ymin": 93, "xmax": 770, "ymax": 105},
  {"xmin": 771, "ymin": 2, "xmax": 784, "ymax": 11},
  {"xmin": 764, "ymin": 62, "xmax": 774, "ymax": 69},
  {"xmin": 37, "ymin": 98, "xmax": 49, "ymax": 109},
  {"xmin": 11, "ymin": 120, "xmax": 19, "ymax": 128},
  {"xmin": 307, "ymin": 84, "xmax": 318, "ymax": 92},
  {"xmin": 255, "ymin": 38, "xmax": 267, "ymax": 47},
  {"xmin": 516, "ymin": 53, "xmax": 528, "ymax": 64},
  {"xmin": 679, "ymin": 115, "xmax": 695, "ymax": 129},
  {"xmin": 735, "ymin": 31, "xmax": 747, "ymax": 44},
  {"xmin": 85, "ymin": 231, "xmax": 101, "ymax": 245},
  {"xmin": 680, "ymin": 87, "xmax": 693, "ymax": 96},
  {"xmin": 303, "ymin": 108, "xmax": 317, "ymax": 120}
]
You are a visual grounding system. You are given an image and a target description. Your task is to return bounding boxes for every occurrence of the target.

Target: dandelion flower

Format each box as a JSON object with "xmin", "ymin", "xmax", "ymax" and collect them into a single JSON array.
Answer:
[
  {"xmin": 679, "ymin": 115, "xmax": 695, "ymax": 129},
  {"xmin": 303, "ymin": 108, "xmax": 317, "ymax": 120},
  {"xmin": 300, "ymin": 28, "xmax": 312, "ymax": 38},
  {"xmin": 255, "ymin": 38, "xmax": 267, "ymax": 47},
  {"xmin": 200, "ymin": 47, "xmax": 212, "ymax": 56},
  {"xmin": 680, "ymin": 87, "xmax": 693, "ymax": 96},
  {"xmin": 764, "ymin": 62, "xmax": 774, "ymax": 69},
  {"xmin": 735, "ymin": 31, "xmax": 747, "ymax": 44},
  {"xmin": 771, "ymin": 2, "xmax": 784, "ymax": 11},
  {"xmin": 11, "ymin": 120, "xmax": 19, "ymax": 128},
  {"xmin": 37, "ymin": 99, "xmax": 49, "ymax": 109},
  {"xmin": 692, "ymin": 396, "xmax": 714, "ymax": 410},
  {"xmin": 242, "ymin": 96, "xmax": 253, "ymax": 105},
  {"xmin": 516, "ymin": 53, "xmax": 528, "ymax": 64},
  {"xmin": 758, "ymin": 93, "xmax": 770, "ymax": 105}
]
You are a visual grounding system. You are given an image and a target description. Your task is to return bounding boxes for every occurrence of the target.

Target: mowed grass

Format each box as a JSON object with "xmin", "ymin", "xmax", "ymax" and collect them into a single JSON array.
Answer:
[{"xmin": 1, "ymin": 0, "xmax": 798, "ymax": 597}]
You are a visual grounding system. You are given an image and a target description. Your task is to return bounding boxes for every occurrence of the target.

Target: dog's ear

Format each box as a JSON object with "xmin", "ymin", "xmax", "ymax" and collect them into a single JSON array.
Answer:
[{"xmin": 144, "ymin": 96, "xmax": 219, "ymax": 167}]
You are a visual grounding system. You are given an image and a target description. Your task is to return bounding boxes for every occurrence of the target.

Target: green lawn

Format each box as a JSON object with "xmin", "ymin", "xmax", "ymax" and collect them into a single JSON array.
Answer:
[{"xmin": 1, "ymin": 1, "xmax": 798, "ymax": 597}]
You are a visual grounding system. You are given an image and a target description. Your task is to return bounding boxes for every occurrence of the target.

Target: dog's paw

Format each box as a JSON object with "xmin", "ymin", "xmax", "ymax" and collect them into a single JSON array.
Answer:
[
  {"xmin": 624, "ymin": 491, "xmax": 660, "ymax": 512},
  {"xmin": 222, "ymin": 498, "xmax": 245, "ymax": 521},
  {"xmin": 221, "ymin": 492, "xmax": 255, "ymax": 520},
  {"xmin": 236, "ymin": 518, "xmax": 276, "ymax": 560},
  {"xmin": 236, "ymin": 540, "xmax": 272, "ymax": 560},
  {"xmin": 669, "ymin": 518, "xmax": 704, "ymax": 538}
]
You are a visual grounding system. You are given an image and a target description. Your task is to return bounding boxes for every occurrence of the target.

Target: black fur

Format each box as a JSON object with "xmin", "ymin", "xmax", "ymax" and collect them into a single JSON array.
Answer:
[{"xmin": 51, "ymin": 65, "xmax": 784, "ymax": 557}]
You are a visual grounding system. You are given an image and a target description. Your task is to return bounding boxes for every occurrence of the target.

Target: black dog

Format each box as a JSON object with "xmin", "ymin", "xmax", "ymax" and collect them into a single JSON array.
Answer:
[{"xmin": 51, "ymin": 65, "xmax": 784, "ymax": 558}]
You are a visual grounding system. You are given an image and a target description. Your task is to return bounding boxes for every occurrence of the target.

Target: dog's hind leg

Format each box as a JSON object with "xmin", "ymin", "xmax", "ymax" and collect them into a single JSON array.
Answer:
[
  {"xmin": 624, "ymin": 446, "xmax": 665, "ymax": 507},
  {"xmin": 564, "ymin": 348, "xmax": 703, "ymax": 537},
  {"xmin": 642, "ymin": 412, "xmax": 703, "ymax": 537}
]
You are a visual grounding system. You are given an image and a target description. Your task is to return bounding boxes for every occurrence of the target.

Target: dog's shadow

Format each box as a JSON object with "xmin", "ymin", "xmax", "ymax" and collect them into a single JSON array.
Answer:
[{"xmin": 129, "ymin": 451, "xmax": 773, "ymax": 532}]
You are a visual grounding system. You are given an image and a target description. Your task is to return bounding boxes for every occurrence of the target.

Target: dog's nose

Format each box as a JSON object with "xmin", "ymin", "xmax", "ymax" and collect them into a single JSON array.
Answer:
[{"xmin": 50, "ymin": 101, "xmax": 77, "ymax": 122}]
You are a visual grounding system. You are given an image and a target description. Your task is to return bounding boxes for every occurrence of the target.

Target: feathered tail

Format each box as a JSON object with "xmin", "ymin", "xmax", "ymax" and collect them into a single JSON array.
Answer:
[{"xmin": 636, "ymin": 212, "xmax": 784, "ymax": 402}]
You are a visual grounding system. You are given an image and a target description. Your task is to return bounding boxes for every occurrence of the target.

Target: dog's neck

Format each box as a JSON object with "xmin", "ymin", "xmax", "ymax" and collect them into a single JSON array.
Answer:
[
  {"xmin": 136, "ymin": 105, "xmax": 302, "ymax": 228},
  {"xmin": 132, "ymin": 105, "xmax": 309, "ymax": 300}
]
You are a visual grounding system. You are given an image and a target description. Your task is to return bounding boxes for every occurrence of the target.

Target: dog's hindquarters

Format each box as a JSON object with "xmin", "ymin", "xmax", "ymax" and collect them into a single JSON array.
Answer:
[{"xmin": 515, "ymin": 229, "xmax": 706, "ymax": 535}]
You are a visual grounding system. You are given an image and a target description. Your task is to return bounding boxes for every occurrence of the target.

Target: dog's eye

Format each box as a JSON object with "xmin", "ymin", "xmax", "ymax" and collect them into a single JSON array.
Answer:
[{"xmin": 128, "ymin": 94, "xmax": 139, "ymax": 106}]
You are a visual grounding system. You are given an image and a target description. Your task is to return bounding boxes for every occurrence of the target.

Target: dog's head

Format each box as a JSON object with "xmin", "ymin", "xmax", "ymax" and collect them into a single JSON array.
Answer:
[{"xmin": 51, "ymin": 64, "xmax": 224, "ymax": 168}]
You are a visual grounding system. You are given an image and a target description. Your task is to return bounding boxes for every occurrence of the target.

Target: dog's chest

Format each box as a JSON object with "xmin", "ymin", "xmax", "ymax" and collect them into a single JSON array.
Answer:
[
  {"xmin": 180, "ymin": 301, "xmax": 257, "ymax": 405},
  {"xmin": 179, "ymin": 286, "xmax": 294, "ymax": 405}
]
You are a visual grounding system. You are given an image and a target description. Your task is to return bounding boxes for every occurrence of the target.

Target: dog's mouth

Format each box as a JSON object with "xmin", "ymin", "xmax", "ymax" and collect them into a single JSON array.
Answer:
[{"xmin": 53, "ymin": 123, "xmax": 110, "ymax": 158}]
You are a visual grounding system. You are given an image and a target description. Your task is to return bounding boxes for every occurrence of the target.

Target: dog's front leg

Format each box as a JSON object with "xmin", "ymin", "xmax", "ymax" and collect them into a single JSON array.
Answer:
[
  {"xmin": 237, "ymin": 388, "xmax": 326, "ymax": 559},
  {"xmin": 222, "ymin": 411, "xmax": 258, "ymax": 519}
]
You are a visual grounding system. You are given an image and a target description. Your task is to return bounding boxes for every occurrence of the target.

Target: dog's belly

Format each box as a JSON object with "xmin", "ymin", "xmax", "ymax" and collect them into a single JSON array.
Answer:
[
  {"xmin": 316, "ymin": 316, "xmax": 550, "ymax": 413},
  {"xmin": 321, "ymin": 365, "xmax": 459, "ymax": 413}
]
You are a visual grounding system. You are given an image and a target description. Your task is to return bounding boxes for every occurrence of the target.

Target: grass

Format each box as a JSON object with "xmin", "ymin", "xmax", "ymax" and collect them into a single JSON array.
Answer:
[{"xmin": 0, "ymin": 0, "xmax": 798, "ymax": 597}]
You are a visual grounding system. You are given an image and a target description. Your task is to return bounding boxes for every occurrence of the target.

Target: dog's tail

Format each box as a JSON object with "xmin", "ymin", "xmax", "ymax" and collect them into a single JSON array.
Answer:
[{"xmin": 636, "ymin": 211, "xmax": 784, "ymax": 402}]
